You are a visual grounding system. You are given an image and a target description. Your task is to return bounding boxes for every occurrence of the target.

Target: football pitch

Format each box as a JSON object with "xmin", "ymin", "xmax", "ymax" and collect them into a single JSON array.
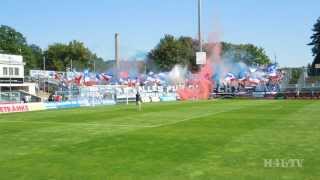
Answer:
[{"xmin": 0, "ymin": 100, "xmax": 319, "ymax": 179}]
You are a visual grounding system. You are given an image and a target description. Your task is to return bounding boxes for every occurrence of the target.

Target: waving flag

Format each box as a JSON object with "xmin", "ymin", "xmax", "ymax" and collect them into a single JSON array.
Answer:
[
  {"xmin": 266, "ymin": 64, "xmax": 277, "ymax": 77},
  {"xmin": 249, "ymin": 67, "xmax": 257, "ymax": 73},
  {"xmin": 101, "ymin": 73, "xmax": 112, "ymax": 81},
  {"xmin": 82, "ymin": 70, "xmax": 96, "ymax": 86},
  {"xmin": 74, "ymin": 74, "xmax": 82, "ymax": 85},
  {"xmin": 54, "ymin": 72, "xmax": 62, "ymax": 80},
  {"xmin": 96, "ymin": 73, "xmax": 101, "ymax": 80},
  {"xmin": 146, "ymin": 76, "xmax": 155, "ymax": 82},
  {"xmin": 249, "ymin": 77, "xmax": 260, "ymax": 84},
  {"xmin": 225, "ymin": 73, "xmax": 236, "ymax": 81},
  {"xmin": 267, "ymin": 64, "xmax": 277, "ymax": 72}
]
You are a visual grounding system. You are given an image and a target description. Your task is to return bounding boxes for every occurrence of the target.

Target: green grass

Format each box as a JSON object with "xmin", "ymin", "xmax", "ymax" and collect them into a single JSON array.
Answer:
[{"xmin": 0, "ymin": 100, "xmax": 319, "ymax": 180}]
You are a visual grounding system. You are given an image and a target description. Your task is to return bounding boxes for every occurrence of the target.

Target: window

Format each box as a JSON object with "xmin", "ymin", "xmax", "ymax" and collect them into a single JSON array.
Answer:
[
  {"xmin": 9, "ymin": 68, "xmax": 13, "ymax": 75},
  {"xmin": 14, "ymin": 68, "xmax": 19, "ymax": 76},
  {"xmin": 3, "ymin": 67, "xmax": 8, "ymax": 76}
]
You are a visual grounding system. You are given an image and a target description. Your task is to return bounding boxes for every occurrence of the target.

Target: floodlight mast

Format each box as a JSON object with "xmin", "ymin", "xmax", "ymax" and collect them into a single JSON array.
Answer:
[{"xmin": 198, "ymin": 0, "xmax": 202, "ymax": 52}]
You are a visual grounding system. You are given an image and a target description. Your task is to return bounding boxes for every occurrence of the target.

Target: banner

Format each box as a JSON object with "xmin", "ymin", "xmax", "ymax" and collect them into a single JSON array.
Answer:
[
  {"xmin": 27, "ymin": 103, "xmax": 46, "ymax": 111},
  {"xmin": 0, "ymin": 103, "xmax": 46, "ymax": 114},
  {"xmin": 0, "ymin": 103, "xmax": 29, "ymax": 113},
  {"xmin": 44, "ymin": 101, "xmax": 81, "ymax": 109}
]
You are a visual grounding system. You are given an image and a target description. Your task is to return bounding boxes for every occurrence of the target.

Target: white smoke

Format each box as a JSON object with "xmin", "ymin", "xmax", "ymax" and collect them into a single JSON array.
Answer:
[{"xmin": 168, "ymin": 65, "xmax": 188, "ymax": 84}]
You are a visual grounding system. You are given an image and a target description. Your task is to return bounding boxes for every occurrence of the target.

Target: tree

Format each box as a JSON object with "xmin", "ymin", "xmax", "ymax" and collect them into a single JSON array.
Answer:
[
  {"xmin": 148, "ymin": 35, "xmax": 197, "ymax": 72},
  {"xmin": 67, "ymin": 40, "xmax": 91, "ymax": 70},
  {"xmin": 309, "ymin": 17, "xmax": 320, "ymax": 69},
  {"xmin": 148, "ymin": 34, "xmax": 271, "ymax": 72},
  {"xmin": 0, "ymin": 25, "xmax": 27, "ymax": 54},
  {"xmin": 45, "ymin": 43, "xmax": 69, "ymax": 71},
  {"xmin": 219, "ymin": 42, "xmax": 271, "ymax": 65},
  {"xmin": 0, "ymin": 25, "xmax": 43, "ymax": 73},
  {"xmin": 0, "ymin": 25, "xmax": 109, "ymax": 73},
  {"xmin": 178, "ymin": 36, "xmax": 199, "ymax": 71},
  {"xmin": 24, "ymin": 44, "xmax": 43, "ymax": 71},
  {"xmin": 45, "ymin": 40, "xmax": 107, "ymax": 72}
]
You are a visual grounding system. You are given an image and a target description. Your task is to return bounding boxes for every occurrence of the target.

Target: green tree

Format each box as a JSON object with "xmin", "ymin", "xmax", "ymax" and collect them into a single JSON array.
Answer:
[
  {"xmin": 178, "ymin": 36, "xmax": 199, "ymax": 71},
  {"xmin": 220, "ymin": 42, "xmax": 271, "ymax": 65},
  {"xmin": 0, "ymin": 25, "xmax": 43, "ymax": 73},
  {"xmin": 148, "ymin": 35, "xmax": 197, "ymax": 72},
  {"xmin": 0, "ymin": 25, "xmax": 109, "ymax": 73},
  {"xmin": 45, "ymin": 40, "xmax": 107, "ymax": 72},
  {"xmin": 45, "ymin": 43, "xmax": 69, "ymax": 71},
  {"xmin": 24, "ymin": 44, "xmax": 43, "ymax": 71},
  {"xmin": 148, "ymin": 34, "xmax": 271, "ymax": 72},
  {"xmin": 309, "ymin": 17, "xmax": 320, "ymax": 68},
  {"xmin": 0, "ymin": 25, "xmax": 26, "ymax": 53}
]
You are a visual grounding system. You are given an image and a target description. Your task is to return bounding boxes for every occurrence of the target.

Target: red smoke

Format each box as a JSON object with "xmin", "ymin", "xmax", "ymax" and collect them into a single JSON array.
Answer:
[
  {"xmin": 177, "ymin": 32, "xmax": 222, "ymax": 101},
  {"xmin": 177, "ymin": 63, "xmax": 213, "ymax": 100},
  {"xmin": 119, "ymin": 71, "xmax": 129, "ymax": 78}
]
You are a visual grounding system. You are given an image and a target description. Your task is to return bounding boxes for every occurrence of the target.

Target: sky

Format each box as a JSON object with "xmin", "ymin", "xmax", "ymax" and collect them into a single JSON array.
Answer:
[{"xmin": 1, "ymin": 0, "xmax": 319, "ymax": 67}]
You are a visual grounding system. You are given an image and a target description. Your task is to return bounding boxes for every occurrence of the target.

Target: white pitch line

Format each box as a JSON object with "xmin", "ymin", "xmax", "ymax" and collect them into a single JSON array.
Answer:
[{"xmin": 148, "ymin": 106, "xmax": 244, "ymax": 128}]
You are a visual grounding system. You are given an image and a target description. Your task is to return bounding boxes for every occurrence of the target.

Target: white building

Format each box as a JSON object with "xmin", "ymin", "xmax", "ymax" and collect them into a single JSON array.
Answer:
[
  {"xmin": 0, "ymin": 54, "xmax": 24, "ymax": 83},
  {"xmin": 0, "ymin": 54, "xmax": 36, "ymax": 97}
]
